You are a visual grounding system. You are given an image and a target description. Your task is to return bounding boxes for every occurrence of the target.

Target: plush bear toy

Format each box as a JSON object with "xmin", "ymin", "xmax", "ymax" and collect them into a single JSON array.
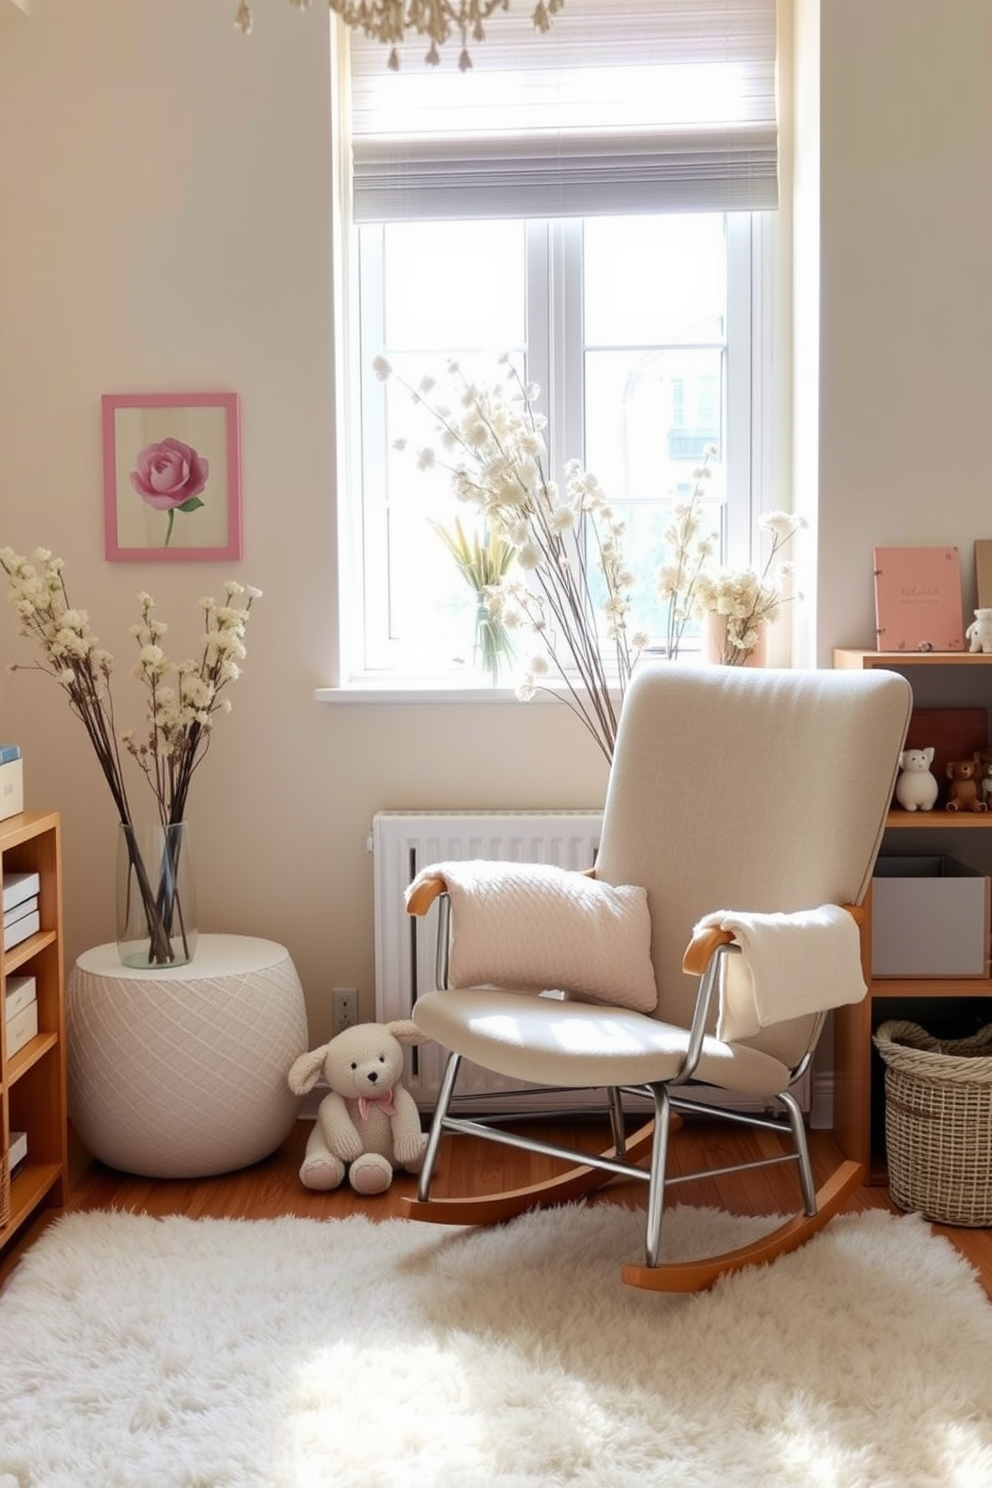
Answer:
[
  {"xmin": 946, "ymin": 756, "xmax": 988, "ymax": 813},
  {"xmin": 288, "ymin": 1019, "xmax": 429, "ymax": 1194},
  {"xmin": 966, "ymin": 608, "xmax": 992, "ymax": 653}
]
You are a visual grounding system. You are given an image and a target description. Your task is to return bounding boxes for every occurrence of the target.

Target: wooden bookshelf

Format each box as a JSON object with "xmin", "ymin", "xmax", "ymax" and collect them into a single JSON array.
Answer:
[{"xmin": 1, "ymin": 811, "xmax": 67, "ymax": 1250}]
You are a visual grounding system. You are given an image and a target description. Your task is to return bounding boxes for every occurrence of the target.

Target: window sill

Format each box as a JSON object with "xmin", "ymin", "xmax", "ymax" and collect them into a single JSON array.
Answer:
[
  {"xmin": 316, "ymin": 652, "xmax": 708, "ymax": 704},
  {"xmin": 314, "ymin": 681, "xmax": 529, "ymax": 705}
]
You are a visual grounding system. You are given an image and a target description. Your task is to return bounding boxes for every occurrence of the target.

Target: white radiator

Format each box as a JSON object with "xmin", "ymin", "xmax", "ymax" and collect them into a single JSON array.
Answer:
[
  {"xmin": 370, "ymin": 809, "xmax": 810, "ymax": 1117},
  {"xmin": 371, "ymin": 810, "xmax": 604, "ymax": 1113}
]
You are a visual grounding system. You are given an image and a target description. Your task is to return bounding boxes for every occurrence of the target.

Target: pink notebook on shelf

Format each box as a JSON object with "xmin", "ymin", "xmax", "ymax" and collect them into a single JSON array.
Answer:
[{"xmin": 872, "ymin": 546, "xmax": 965, "ymax": 652}]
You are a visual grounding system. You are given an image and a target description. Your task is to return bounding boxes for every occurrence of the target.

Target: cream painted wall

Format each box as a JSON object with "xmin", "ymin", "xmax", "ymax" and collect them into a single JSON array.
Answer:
[
  {"xmin": 0, "ymin": 0, "xmax": 607, "ymax": 1047},
  {"xmin": 807, "ymin": 0, "xmax": 992, "ymax": 661},
  {"xmin": 0, "ymin": 0, "xmax": 989, "ymax": 1049}
]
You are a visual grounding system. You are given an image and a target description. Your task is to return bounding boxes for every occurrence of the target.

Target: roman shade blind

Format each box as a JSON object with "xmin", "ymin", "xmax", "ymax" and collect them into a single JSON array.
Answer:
[{"xmin": 349, "ymin": 0, "xmax": 778, "ymax": 222}]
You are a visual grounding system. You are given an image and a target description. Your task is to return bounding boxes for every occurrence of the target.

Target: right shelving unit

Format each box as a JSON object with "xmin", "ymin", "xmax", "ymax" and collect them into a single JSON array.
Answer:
[{"xmin": 833, "ymin": 649, "xmax": 992, "ymax": 1182}]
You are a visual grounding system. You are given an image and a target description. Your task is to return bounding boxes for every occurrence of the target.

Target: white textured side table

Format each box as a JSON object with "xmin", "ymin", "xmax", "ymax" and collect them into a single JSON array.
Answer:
[{"xmin": 68, "ymin": 935, "xmax": 309, "ymax": 1179}]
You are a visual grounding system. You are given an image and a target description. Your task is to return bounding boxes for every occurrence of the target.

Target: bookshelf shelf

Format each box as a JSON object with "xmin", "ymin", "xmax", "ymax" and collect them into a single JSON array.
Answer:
[
  {"xmin": 835, "ymin": 649, "xmax": 992, "ymax": 669},
  {"xmin": 884, "ymin": 811, "xmax": 992, "ymax": 828}
]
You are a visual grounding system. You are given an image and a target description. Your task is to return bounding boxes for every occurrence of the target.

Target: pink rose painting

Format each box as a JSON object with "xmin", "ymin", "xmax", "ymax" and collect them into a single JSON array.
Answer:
[
  {"xmin": 103, "ymin": 392, "xmax": 241, "ymax": 562},
  {"xmin": 130, "ymin": 438, "xmax": 210, "ymax": 547}
]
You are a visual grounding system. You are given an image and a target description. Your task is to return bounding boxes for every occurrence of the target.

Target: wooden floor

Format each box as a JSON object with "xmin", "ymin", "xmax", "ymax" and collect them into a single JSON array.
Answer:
[{"xmin": 3, "ymin": 1115, "xmax": 992, "ymax": 1297}]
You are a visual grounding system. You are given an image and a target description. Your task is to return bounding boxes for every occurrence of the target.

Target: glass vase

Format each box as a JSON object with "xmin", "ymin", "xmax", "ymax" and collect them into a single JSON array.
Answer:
[
  {"xmin": 116, "ymin": 821, "xmax": 198, "ymax": 969},
  {"xmin": 472, "ymin": 595, "xmax": 513, "ymax": 686}
]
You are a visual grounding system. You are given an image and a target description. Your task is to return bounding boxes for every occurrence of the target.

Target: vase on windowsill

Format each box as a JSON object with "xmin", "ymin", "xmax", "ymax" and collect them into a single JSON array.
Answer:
[
  {"xmin": 473, "ymin": 595, "xmax": 515, "ymax": 687},
  {"xmin": 116, "ymin": 820, "xmax": 198, "ymax": 969},
  {"xmin": 700, "ymin": 611, "xmax": 769, "ymax": 668}
]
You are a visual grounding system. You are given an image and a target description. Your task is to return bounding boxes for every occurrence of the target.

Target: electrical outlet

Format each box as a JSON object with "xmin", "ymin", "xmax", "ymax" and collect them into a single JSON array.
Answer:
[{"xmin": 332, "ymin": 987, "xmax": 357, "ymax": 1036}]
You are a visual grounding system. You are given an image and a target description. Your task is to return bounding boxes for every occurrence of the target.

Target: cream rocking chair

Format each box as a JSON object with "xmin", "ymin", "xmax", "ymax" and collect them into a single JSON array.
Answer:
[{"xmin": 400, "ymin": 665, "xmax": 912, "ymax": 1291}]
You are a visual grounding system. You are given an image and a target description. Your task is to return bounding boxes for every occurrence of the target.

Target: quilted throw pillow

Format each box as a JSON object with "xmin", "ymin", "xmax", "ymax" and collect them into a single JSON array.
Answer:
[{"xmin": 405, "ymin": 860, "xmax": 658, "ymax": 1014}]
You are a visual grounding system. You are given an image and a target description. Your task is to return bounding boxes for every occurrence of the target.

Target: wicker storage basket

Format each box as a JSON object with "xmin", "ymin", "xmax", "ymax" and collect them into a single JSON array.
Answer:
[{"xmin": 873, "ymin": 1019, "xmax": 992, "ymax": 1226}]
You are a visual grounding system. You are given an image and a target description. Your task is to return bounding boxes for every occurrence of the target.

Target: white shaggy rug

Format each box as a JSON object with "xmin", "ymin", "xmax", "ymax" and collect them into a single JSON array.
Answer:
[{"xmin": 1, "ymin": 1204, "xmax": 991, "ymax": 1488}]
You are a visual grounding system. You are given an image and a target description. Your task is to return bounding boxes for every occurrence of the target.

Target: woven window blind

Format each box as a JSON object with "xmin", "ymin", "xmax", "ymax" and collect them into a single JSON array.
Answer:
[{"xmin": 349, "ymin": 0, "xmax": 778, "ymax": 222}]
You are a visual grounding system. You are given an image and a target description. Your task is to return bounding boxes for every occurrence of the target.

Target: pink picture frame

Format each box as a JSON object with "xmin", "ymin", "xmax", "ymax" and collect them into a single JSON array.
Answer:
[{"xmin": 102, "ymin": 392, "xmax": 242, "ymax": 561}]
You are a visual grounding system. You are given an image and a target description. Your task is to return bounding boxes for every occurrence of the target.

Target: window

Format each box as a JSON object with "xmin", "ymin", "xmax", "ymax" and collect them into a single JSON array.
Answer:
[{"xmin": 337, "ymin": 0, "xmax": 779, "ymax": 686}]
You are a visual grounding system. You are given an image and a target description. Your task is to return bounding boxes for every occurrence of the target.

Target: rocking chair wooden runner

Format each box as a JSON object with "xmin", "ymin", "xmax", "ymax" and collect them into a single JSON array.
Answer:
[{"xmin": 399, "ymin": 665, "xmax": 912, "ymax": 1291}]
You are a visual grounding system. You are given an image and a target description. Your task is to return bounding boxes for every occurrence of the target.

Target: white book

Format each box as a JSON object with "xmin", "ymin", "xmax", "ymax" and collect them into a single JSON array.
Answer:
[
  {"xmin": 3, "ymin": 895, "xmax": 38, "ymax": 929},
  {"xmin": 2, "ymin": 870, "xmax": 40, "ymax": 914},
  {"xmin": 6, "ymin": 999, "xmax": 38, "ymax": 1057},
  {"xmin": 0, "ymin": 758, "xmax": 23, "ymax": 823},
  {"xmin": 3, "ymin": 908, "xmax": 39, "ymax": 953},
  {"xmin": 4, "ymin": 974, "xmax": 36, "ymax": 1022},
  {"xmin": 8, "ymin": 1129, "xmax": 27, "ymax": 1171}
]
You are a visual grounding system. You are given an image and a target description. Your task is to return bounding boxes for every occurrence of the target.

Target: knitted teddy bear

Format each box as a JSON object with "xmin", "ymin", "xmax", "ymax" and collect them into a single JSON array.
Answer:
[
  {"xmin": 966, "ymin": 608, "xmax": 992, "ymax": 653},
  {"xmin": 288, "ymin": 1018, "xmax": 429, "ymax": 1194}
]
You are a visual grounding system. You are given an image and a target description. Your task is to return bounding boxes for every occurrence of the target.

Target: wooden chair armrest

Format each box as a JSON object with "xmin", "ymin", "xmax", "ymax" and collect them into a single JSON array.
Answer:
[
  {"xmin": 681, "ymin": 902, "xmax": 865, "ymax": 976},
  {"xmin": 682, "ymin": 925, "xmax": 735, "ymax": 976},
  {"xmin": 406, "ymin": 878, "xmax": 444, "ymax": 916}
]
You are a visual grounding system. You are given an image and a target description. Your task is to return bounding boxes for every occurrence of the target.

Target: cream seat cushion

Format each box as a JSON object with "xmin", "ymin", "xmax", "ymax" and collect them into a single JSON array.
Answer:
[{"xmin": 413, "ymin": 986, "xmax": 792, "ymax": 1098}]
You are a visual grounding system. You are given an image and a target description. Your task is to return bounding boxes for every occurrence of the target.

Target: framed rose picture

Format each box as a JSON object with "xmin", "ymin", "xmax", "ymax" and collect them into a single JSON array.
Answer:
[{"xmin": 102, "ymin": 392, "xmax": 242, "ymax": 561}]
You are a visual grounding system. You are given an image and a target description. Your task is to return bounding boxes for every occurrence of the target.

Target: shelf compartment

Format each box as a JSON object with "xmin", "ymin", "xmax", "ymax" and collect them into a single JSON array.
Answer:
[
  {"xmin": 0, "ymin": 1161, "xmax": 63, "ymax": 1246},
  {"xmin": 867, "ymin": 994, "xmax": 992, "ymax": 1187},
  {"xmin": 8, "ymin": 1044, "xmax": 66, "ymax": 1170},
  {"xmin": 5, "ymin": 1030, "xmax": 59, "ymax": 1085},
  {"xmin": 4, "ymin": 928, "xmax": 57, "ymax": 977}
]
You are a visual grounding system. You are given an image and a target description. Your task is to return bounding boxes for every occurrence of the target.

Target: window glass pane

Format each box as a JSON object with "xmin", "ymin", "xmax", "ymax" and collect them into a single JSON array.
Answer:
[
  {"xmin": 584, "ymin": 347, "xmax": 724, "ymax": 498},
  {"xmin": 368, "ymin": 221, "xmax": 527, "ymax": 675},
  {"xmin": 383, "ymin": 221, "xmax": 526, "ymax": 349},
  {"xmin": 583, "ymin": 215, "xmax": 726, "ymax": 345},
  {"xmin": 382, "ymin": 411, "xmax": 479, "ymax": 673},
  {"xmin": 581, "ymin": 216, "xmax": 727, "ymax": 648},
  {"xmin": 373, "ymin": 336, "xmax": 528, "ymax": 676}
]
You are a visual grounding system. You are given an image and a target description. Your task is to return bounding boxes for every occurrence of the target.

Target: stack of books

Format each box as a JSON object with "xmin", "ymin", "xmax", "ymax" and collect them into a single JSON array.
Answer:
[
  {"xmin": 0, "ymin": 742, "xmax": 24, "ymax": 822},
  {"xmin": 4, "ymin": 972, "xmax": 38, "ymax": 1057},
  {"xmin": 3, "ymin": 870, "xmax": 40, "ymax": 953}
]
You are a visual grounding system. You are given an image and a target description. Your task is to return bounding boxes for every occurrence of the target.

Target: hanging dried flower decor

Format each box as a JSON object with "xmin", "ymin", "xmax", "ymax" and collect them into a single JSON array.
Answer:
[{"xmin": 234, "ymin": 0, "xmax": 564, "ymax": 70}]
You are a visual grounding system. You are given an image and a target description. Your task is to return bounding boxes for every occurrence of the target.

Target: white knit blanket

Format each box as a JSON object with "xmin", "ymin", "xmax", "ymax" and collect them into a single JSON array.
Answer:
[
  {"xmin": 697, "ymin": 905, "xmax": 866, "ymax": 1043},
  {"xmin": 405, "ymin": 860, "xmax": 658, "ymax": 1013}
]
